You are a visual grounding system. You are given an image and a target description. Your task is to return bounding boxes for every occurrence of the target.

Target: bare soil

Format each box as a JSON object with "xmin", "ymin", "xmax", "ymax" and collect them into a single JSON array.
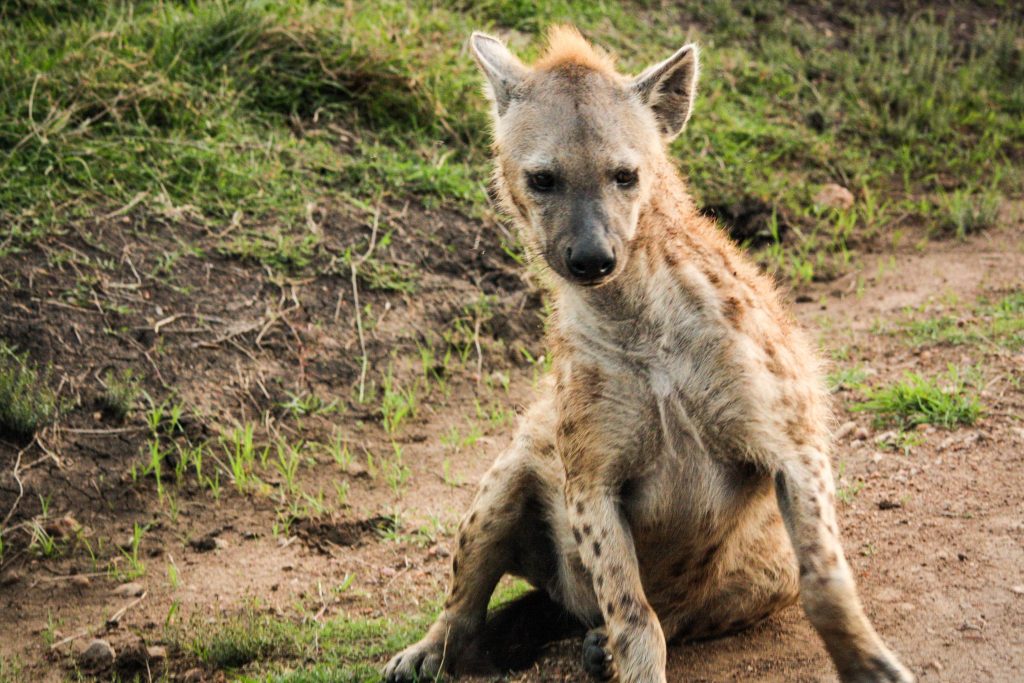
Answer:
[{"xmin": 1, "ymin": 203, "xmax": 1022, "ymax": 682}]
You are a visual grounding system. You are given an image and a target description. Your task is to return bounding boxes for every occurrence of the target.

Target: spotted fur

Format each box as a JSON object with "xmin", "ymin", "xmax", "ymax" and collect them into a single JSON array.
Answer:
[{"xmin": 384, "ymin": 27, "xmax": 914, "ymax": 683}]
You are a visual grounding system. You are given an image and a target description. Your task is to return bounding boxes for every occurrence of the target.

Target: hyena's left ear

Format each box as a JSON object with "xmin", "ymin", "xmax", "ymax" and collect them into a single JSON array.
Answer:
[
  {"xmin": 632, "ymin": 43, "xmax": 700, "ymax": 141},
  {"xmin": 470, "ymin": 32, "xmax": 528, "ymax": 118}
]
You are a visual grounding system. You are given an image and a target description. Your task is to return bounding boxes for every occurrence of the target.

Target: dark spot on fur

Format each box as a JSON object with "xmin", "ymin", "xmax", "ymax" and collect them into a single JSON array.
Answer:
[
  {"xmin": 573, "ymin": 527, "xmax": 583, "ymax": 544},
  {"xmin": 576, "ymin": 501, "xmax": 585, "ymax": 515},
  {"xmin": 698, "ymin": 543, "xmax": 721, "ymax": 570},
  {"xmin": 582, "ymin": 524, "xmax": 592, "ymax": 536},
  {"xmin": 722, "ymin": 296, "xmax": 744, "ymax": 326},
  {"xmin": 468, "ymin": 511, "xmax": 478, "ymax": 525},
  {"xmin": 592, "ymin": 541, "xmax": 602, "ymax": 557},
  {"xmin": 606, "ymin": 601, "xmax": 615, "ymax": 616}
]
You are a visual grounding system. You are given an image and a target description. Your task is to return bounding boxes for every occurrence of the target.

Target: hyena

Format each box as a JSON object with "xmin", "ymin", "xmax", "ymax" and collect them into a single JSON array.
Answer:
[{"xmin": 385, "ymin": 26, "xmax": 914, "ymax": 683}]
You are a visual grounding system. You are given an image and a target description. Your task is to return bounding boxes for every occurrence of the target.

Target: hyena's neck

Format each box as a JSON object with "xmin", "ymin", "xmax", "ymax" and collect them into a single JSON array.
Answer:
[{"xmin": 549, "ymin": 161, "xmax": 765, "ymax": 359}]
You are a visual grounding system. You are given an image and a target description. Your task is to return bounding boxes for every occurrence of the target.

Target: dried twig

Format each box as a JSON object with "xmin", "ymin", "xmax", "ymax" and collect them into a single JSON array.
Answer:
[
  {"xmin": 0, "ymin": 436, "xmax": 33, "ymax": 530},
  {"xmin": 107, "ymin": 590, "xmax": 148, "ymax": 626},
  {"xmin": 351, "ymin": 201, "xmax": 382, "ymax": 403}
]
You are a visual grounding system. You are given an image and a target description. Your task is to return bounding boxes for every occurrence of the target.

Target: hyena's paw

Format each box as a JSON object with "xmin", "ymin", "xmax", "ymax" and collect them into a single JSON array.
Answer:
[
  {"xmin": 581, "ymin": 627, "xmax": 613, "ymax": 680},
  {"xmin": 383, "ymin": 637, "xmax": 447, "ymax": 683},
  {"xmin": 841, "ymin": 651, "xmax": 915, "ymax": 683}
]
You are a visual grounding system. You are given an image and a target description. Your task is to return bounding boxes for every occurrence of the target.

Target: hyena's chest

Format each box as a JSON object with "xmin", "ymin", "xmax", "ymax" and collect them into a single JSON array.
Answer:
[{"xmin": 586, "ymin": 346, "xmax": 755, "ymax": 527}]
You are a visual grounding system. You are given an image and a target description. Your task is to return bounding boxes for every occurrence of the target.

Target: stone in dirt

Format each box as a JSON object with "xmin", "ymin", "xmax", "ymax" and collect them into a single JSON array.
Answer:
[
  {"xmin": 113, "ymin": 581, "xmax": 145, "ymax": 597},
  {"xmin": 813, "ymin": 183, "xmax": 855, "ymax": 210},
  {"xmin": 188, "ymin": 535, "xmax": 226, "ymax": 552},
  {"xmin": 78, "ymin": 639, "xmax": 115, "ymax": 670}
]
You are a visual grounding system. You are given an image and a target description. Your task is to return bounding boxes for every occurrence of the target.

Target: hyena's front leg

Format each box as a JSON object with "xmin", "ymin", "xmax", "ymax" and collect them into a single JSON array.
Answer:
[
  {"xmin": 775, "ymin": 449, "xmax": 914, "ymax": 683},
  {"xmin": 565, "ymin": 484, "xmax": 667, "ymax": 683},
  {"xmin": 384, "ymin": 433, "xmax": 552, "ymax": 683}
]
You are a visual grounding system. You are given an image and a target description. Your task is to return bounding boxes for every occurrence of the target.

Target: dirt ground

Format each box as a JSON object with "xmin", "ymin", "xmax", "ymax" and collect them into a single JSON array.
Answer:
[{"xmin": 1, "ymin": 201, "xmax": 1022, "ymax": 682}]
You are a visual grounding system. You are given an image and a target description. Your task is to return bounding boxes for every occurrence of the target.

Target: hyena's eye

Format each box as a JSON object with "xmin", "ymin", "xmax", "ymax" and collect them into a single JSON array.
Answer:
[
  {"xmin": 614, "ymin": 168, "xmax": 639, "ymax": 189},
  {"xmin": 526, "ymin": 171, "xmax": 557, "ymax": 193}
]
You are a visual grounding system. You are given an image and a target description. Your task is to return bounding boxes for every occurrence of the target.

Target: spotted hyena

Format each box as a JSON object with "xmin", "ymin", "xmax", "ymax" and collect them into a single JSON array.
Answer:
[{"xmin": 385, "ymin": 26, "xmax": 913, "ymax": 683}]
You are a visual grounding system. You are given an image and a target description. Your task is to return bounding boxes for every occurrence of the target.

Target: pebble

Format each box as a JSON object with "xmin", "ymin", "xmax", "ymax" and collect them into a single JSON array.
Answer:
[
  {"xmin": 146, "ymin": 645, "xmax": 168, "ymax": 661},
  {"xmin": 69, "ymin": 574, "xmax": 91, "ymax": 588},
  {"xmin": 114, "ymin": 581, "xmax": 145, "ymax": 597},
  {"xmin": 182, "ymin": 667, "xmax": 206, "ymax": 682},
  {"xmin": 1011, "ymin": 585, "xmax": 1024, "ymax": 595},
  {"xmin": 1, "ymin": 571, "xmax": 23, "ymax": 586},
  {"xmin": 814, "ymin": 183, "xmax": 855, "ymax": 210},
  {"xmin": 78, "ymin": 639, "xmax": 115, "ymax": 670},
  {"xmin": 835, "ymin": 421, "xmax": 857, "ymax": 440}
]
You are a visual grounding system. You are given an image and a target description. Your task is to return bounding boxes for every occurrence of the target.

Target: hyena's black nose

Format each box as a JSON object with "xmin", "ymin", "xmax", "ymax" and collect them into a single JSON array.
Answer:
[{"xmin": 566, "ymin": 240, "xmax": 616, "ymax": 283}]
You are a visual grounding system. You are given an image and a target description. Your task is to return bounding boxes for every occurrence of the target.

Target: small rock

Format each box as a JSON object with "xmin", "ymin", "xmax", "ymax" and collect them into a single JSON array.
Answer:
[
  {"xmin": 69, "ymin": 574, "xmax": 91, "ymax": 589},
  {"xmin": 188, "ymin": 535, "xmax": 223, "ymax": 552},
  {"xmin": 957, "ymin": 552, "xmax": 968, "ymax": 562},
  {"xmin": 146, "ymin": 645, "xmax": 168, "ymax": 661},
  {"xmin": 877, "ymin": 499, "xmax": 903, "ymax": 511},
  {"xmin": 182, "ymin": 667, "xmax": 206, "ymax": 683},
  {"xmin": 835, "ymin": 421, "xmax": 857, "ymax": 440},
  {"xmin": 814, "ymin": 183, "xmax": 855, "ymax": 210},
  {"xmin": 427, "ymin": 544, "xmax": 451, "ymax": 559},
  {"xmin": 45, "ymin": 515, "xmax": 81, "ymax": 540},
  {"xmin": 1, "ymin": 571, "xmax": 23, "ymax": 586},
  {"xmin": 114, "ymin": 581, "xmax": 145, "ymax": 597},
  {"xmin": 1011, "ymin": 585, "xmax": 1024, "ymax": 595},
  {"xmin": 346, "ymin": 462, "xmax": 370, "ymax": 479},
  {"xmin": 927, "ymin": 660, "xmax": 943, "ymax": 673},
  {"xmin": 79, "ymin": 639, "xmax": 115, "ymax": 670},
  {"xmin": 853, "ymin": 426, "xmax": 871, "ymax": 441}
]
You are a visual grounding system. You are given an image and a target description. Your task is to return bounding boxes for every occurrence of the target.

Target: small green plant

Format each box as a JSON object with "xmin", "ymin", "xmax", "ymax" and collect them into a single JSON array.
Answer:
[
  {"xmin": 854, "ymin": 368, "xmax": 982, "ymax": 429},
  {"xmin": 827, "ymin": 364, "xmax": 869, "ymax": 392},
  {"xmin": 274, "ymin": 439, "xmax": 302, "ymax": 498},
  {"xmin": 28, "ymin": 522, "xmax": 59, "ymax": 559},
  {"xmin": 0, "ymin": 342, "xmax": 58, "ymax": 436},
  {"xmin": 383, "ymin": 442, "xmax": 411, "ymax": 496},
  {"xmin": 877, "ymin": 429, "xmax": 926, "ymax": 456},
  {"xmin": 116, "ymin": 522, "xmax": 149, "ymax": 580},
  {"xmin": 380, "ymin": 369, "xmax": 418, "ymax": 434},
  {"xmin": 940, "ymin": 188, "xmax": 1001, "ymax": 239},
  {"xmin": 99, "ymin": 368, "xmax": 141, "ymax": 420},
  {"xmin": 328, "ymin": 432, "xmax": 352, "ymax": 470},
  {"xmin": 279, "ymin": 392, "xmax": 340, "ymax": 418},
  {"xmin": 442, "ymin": 457, "xmax": 462, "ymax": 487},
  {"xmin": 40, "ymin": 612, "xmax": 61, "ymax": 647},
  {"xmin": 221, "ymin": 423, "xmax": 265, "ymax": 494}
]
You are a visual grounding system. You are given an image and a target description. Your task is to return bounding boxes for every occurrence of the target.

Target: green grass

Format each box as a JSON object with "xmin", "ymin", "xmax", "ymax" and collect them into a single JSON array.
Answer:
[
  {"xmin": 172, "ymin": 599, "xmax": 438, "ymax": 682},
  {"xmin": 98, "ymin": 368, "xmax": 141, "ymax": 420},
  {"xmin": 854, "ymin": 368, "xmax": 983, "ymax": 430},
  {"xmin": 2, "ymin": 1, "xmax": 1021, "ymax": 275},
  {"xmin": 169, "ymin": 579, "xmax": 536, "ymax": 681},
  {"xmin": 0, "ymin": 342, "xmax": 59, "ymax": 437},
  {"xmin": 901, "ymin": 290, "xmax": 1024, "ymax": 350}
]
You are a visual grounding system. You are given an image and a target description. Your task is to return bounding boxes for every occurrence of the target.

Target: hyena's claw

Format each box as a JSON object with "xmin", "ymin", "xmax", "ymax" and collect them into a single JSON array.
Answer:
[
  {"xmin": 581, "ymin": 627, "xmax": 613, "ymax": 680},
  {"xmin": 841, "ymin": 650, "xmax": 915, "ymax": 683},
  {"xmin": 383, "ymin": 639, "xmax": 445, "ymax": 683}
]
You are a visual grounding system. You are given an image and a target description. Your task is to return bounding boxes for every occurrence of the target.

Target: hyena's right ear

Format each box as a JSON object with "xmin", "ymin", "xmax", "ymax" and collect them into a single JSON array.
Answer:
[{"xmin": 470, "ymin": 32, "xmax": 527, "ymax": 118}]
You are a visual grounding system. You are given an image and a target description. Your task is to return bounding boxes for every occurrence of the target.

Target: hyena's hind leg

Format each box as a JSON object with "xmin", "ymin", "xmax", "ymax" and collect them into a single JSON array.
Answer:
[
  {"xmin": 384, "ymin": 412, "xmax": 563, "ymax": 683},
  {"xmin": 775, "ymin": 448, "xmax": 914, "ymax": 683}
]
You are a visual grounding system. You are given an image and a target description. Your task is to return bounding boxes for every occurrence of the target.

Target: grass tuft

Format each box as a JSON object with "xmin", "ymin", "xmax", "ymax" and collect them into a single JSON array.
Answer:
[
  {"xmin": 0, "ymin": 343, "xmax": 59, "ymax": 437},
  {"xmin": 940, "ymin": 188, "xmax": 1002, "ymax": 239},
  {"xmin": 854, "ymin": 368, "xmax": 982, "ymax": 430}
]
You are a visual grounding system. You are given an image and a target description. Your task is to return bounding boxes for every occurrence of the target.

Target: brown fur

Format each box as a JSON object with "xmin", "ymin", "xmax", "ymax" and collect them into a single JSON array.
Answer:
[{"xmin": 384, "ymin": 28, "xmax": 914, "ymax": 683}]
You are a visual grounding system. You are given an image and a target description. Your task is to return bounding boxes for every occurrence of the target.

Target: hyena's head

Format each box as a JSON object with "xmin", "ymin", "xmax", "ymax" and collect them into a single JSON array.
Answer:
[{"xmin": 470, "ymin": 26, "xmax": 698, "ymax": 287}]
